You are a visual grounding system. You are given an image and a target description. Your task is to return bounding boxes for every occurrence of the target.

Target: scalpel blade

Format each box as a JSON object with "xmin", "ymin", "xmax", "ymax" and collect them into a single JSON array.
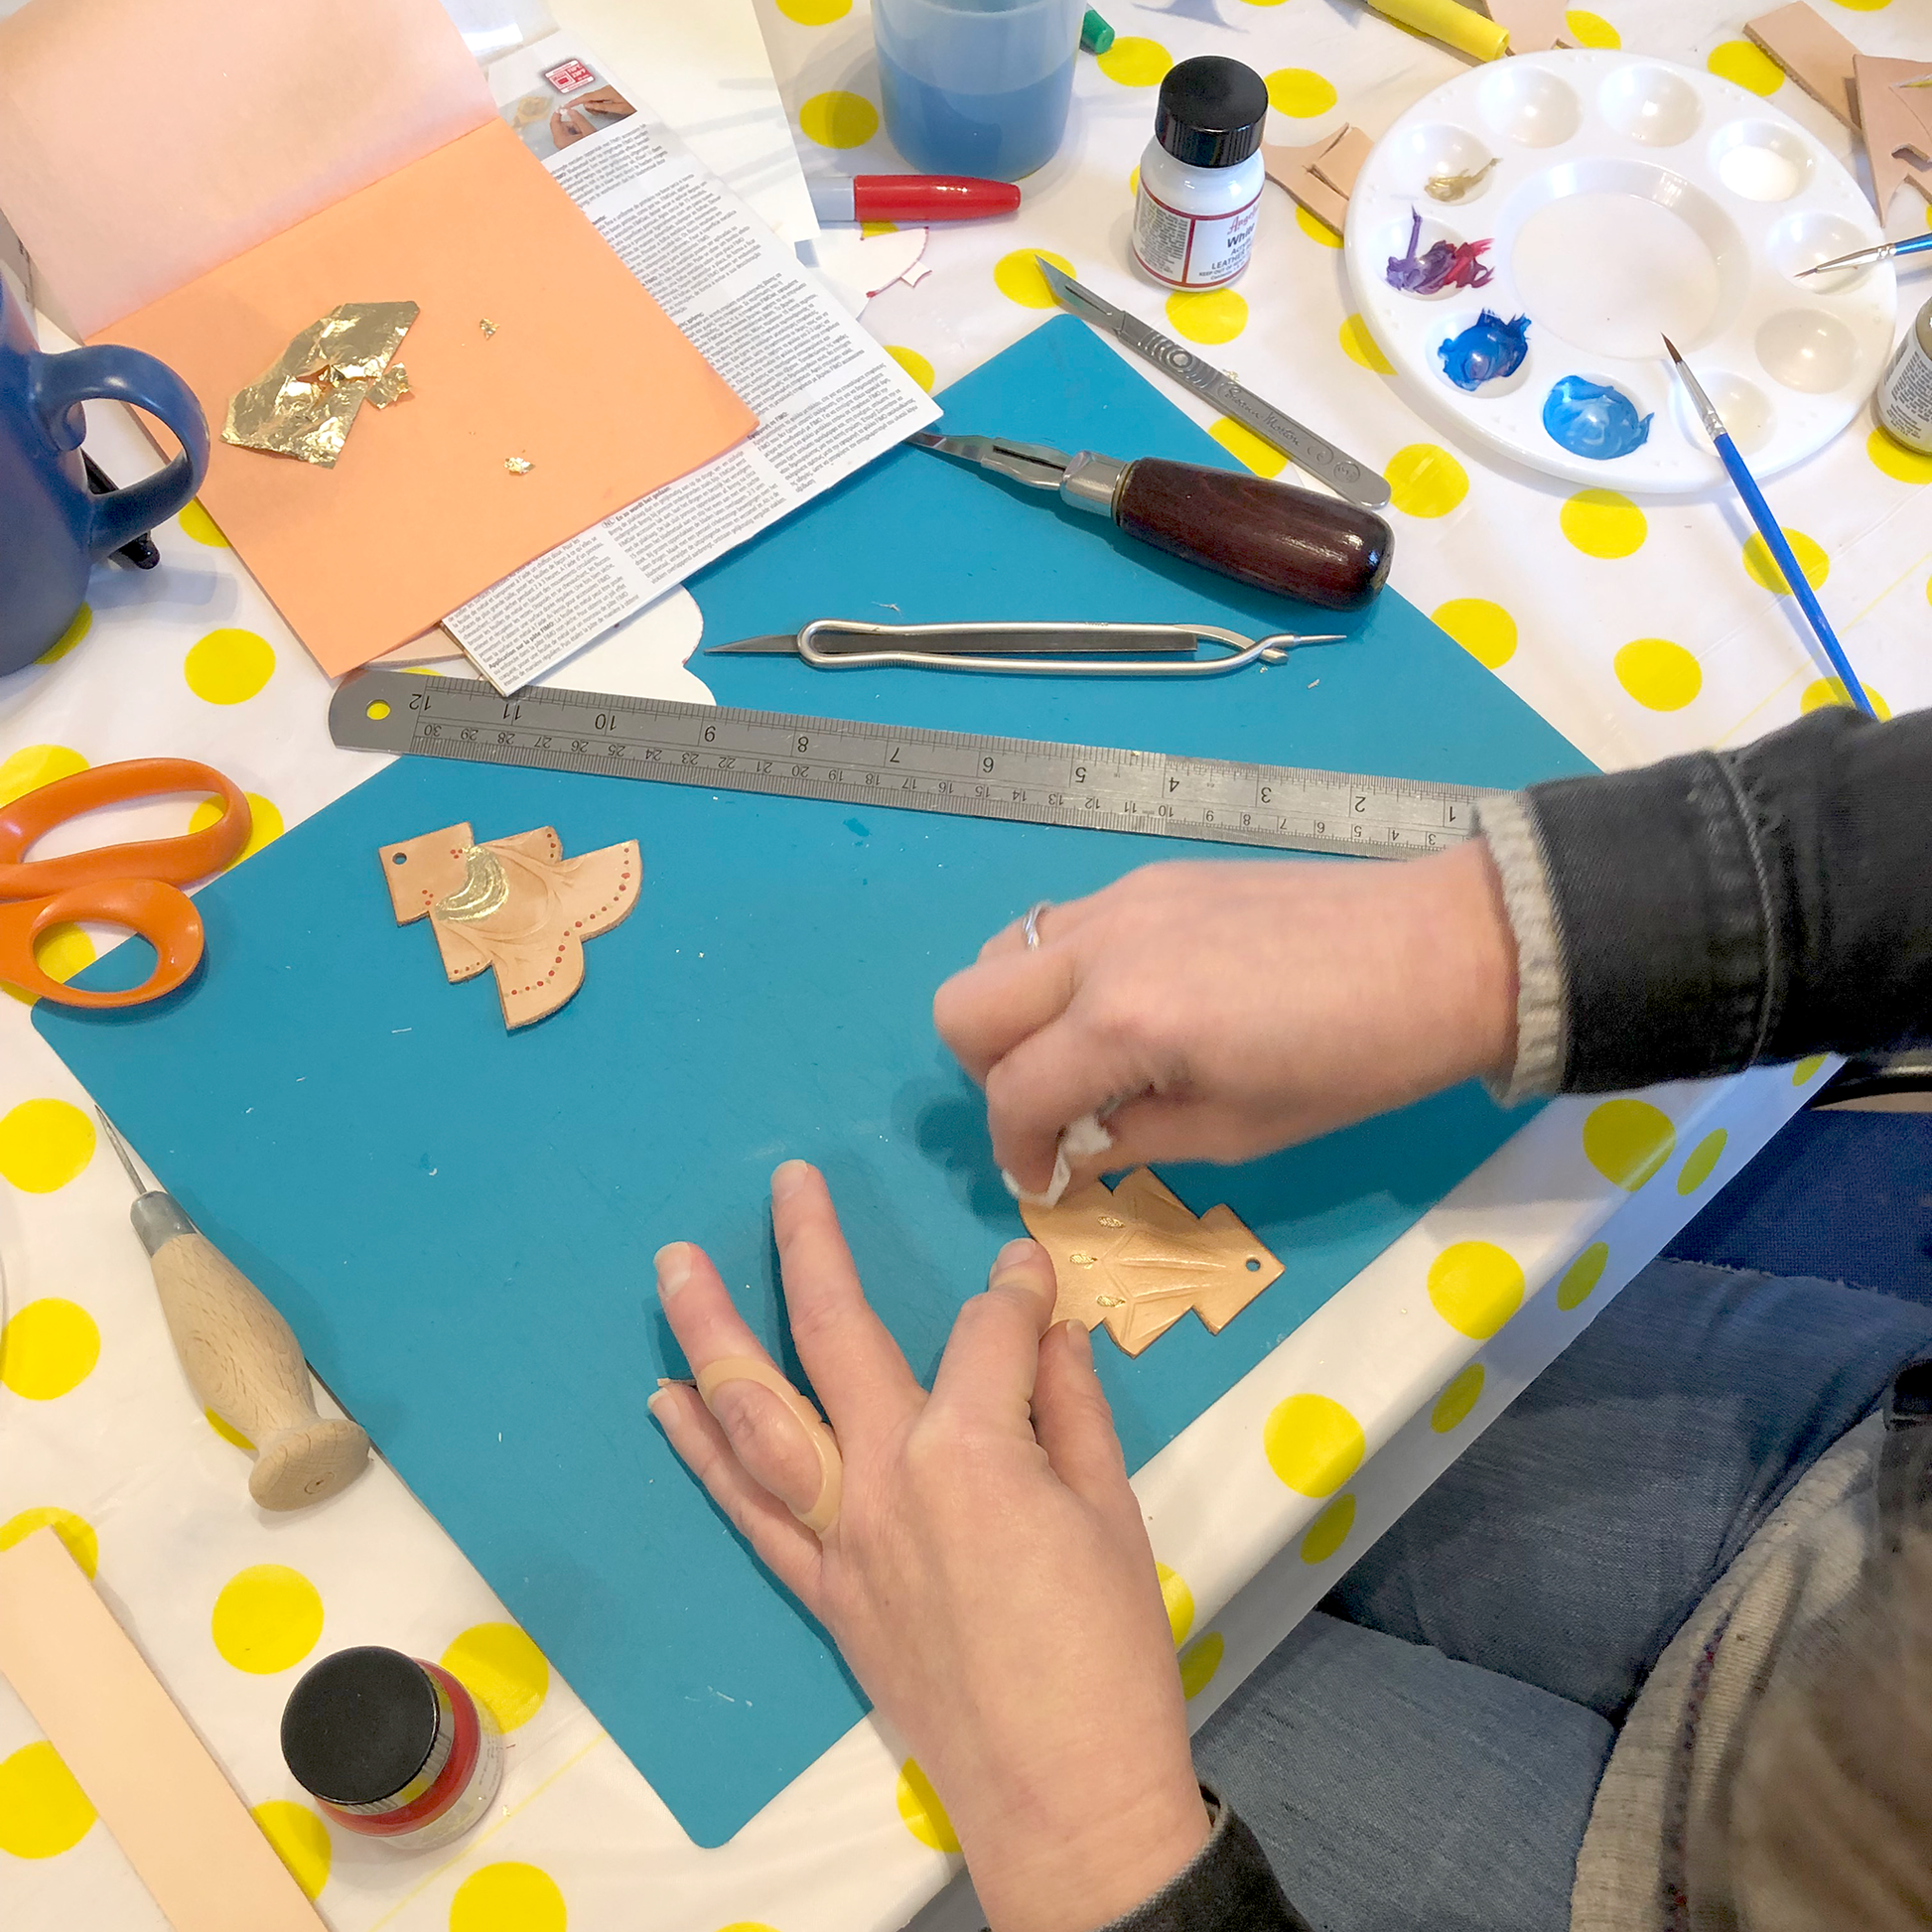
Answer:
[{"xmin": 1033, "ymin": 257, "xmax": 1391, "ymax": 511}]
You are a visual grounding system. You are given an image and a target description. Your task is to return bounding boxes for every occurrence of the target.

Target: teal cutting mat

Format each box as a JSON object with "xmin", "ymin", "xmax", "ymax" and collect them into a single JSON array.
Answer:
[{"xmin": 38, "ymin": 316, "xmax": 1592, "ymax": 1846}]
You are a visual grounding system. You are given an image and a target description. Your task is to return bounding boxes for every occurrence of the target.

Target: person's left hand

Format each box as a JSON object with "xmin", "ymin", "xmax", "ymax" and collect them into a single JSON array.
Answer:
[
  {"xmin": 648, "ymin": 1162, "xmax": 1209, "ymax": 1932},
  {"xmin": 549, "ymin": 104, "xmax": 596, "ymax": 149}
]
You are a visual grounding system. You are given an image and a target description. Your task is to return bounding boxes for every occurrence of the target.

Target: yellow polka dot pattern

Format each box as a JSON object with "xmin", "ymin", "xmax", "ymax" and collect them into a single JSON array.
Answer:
[
  {"xmin": 3, "ymin": 922, "xmax": 96, "ymax": 1007},
  {"xmin": 1706, "ymin": 40, "xmax": 1783, "ymax": 94},
  {"xmin": 896, "ymin": 1757, "xmax": 960, "ymax": 1854},
  {"xmin": 1427, "ymin": 1241, "xmax": 1524, "ymax": 1339},
  {"xmin": 176, "ymin": 499, "xmax": 228, "ymax": 546},
  {"xmin": 252, "ymin": 1800, "xmax": 332, "ymax": 1900},
  {"xmin": 1299, "ymin": 1492, "xmax": 1356, "ymax": 1564},
  {"xmin": 1266, "ymin": 69, "xmax": 1336, "ymax": 118},
  {"xmin": 0, "ymin": 1301, "xmax": 100, "ymax": 1400},
  {"xmin": 1868, "ymin": 427, "xmax": 1932, "ymax": 483},
  {"xmin": 1156, "ymin": 1562, "xmax": 1195, "ymax": 1646},
  {"xmin": 0, "ymin": 743, "xmax": 86, "ymax": 808},
  {"xmin": 1098, "ymin": 38, "xmax": 1172, "ymax": 87},
  {"xmin": 1557, "ymin": 1242, "xmax": 1609, "ymax": 1311},
  {"xmin": 1615, "ymin": 637, "xmax": 1701, "ymax": 711},
  {"xmin": 184, "ymin": 627, "xmax": 275, "ymax": 704},
  {"xmin": 1565, "ymin": 10, "xmax": 1620, "ymax": 47},
  {"xmin": 0, "ymin": 1099, "xmax": 94, "ymax": 1193},
  {"xmin": 450, "ymin": 1862, "xmax": 568, "ymax": 1932},
  {"xmin": 1433, "ymin": 598, "xmax": 1516, "ymax": 669},
  {"xmin": 1339, "ymin": 314, "xmax": 1393, "ymax": 374},
  {"xmin": 207, "ymin": 1407, "xmax": 255, "ymax": 1450},
  {"xmin": 441, "ymin": 1621, "xmax": 550, "ymax": 1731},
  {"xmin": 0, "ymin": 1507, "xmax": 98, "ymax": 1578},
  {"xmin": 1584, "ymin": 1099, "xmax": 1676, "ymax": 1190},
  {"xmin": 885, "ymin": 345, "xmax": 934, "ymax": 391},
  {"xmin": 0, "ymin": 1742, "xmax": 95, "ymax": 1859},
  {"xmin": 1827, "ymin": 0, "xmax": 1890, "ymax": 10},
  {"xmin": 1296, "ymin": 206, "xmax": 1343, "ymax": 249},
  {"xmin": 1166, "ymin": 289, "xmax": 1247, "ymax": 345},
  {"xmin": 1801, "ymin": 677, "xmax": 1889, "ymax": 721},
  {"xmin": 1792, "ymin": 1054, "xmax": 1827, "ymax": 1086},
  {"xmin": 1179, "ymin": 1630, "xmax": 1225, "ymax": 1698},
  {"xmin": 776, "ymin": 0, "xmax": 850, "ymax": 18},
  {"xmin": 995, "ymin": 248, "xmax": 1074, "ymax": 309},
  {"xmin": 36, "ymin": 604, "xmax": 90, "ymax": 664},
  {"xmin": 210, "ymin": 1565, "xmax": 325, "ymax": 1675},
  {"xmin": 798, "ymin": 90, "xmax": 877, "ymax": 149},
  {"xmin": 1264, "ymin": 1394, "xmax": 1365, "ymax": 1497},
  {"xmin": 1742, "ymin": 527, "xmax": 1827, "ymax": 595},
  {"xmin": 1560, "ymin": 488, "xmax": 1646, "ymax": 558},
  {"xmin": 189, "ymin": 792, "xmax": 285, "ymax": 866},
  {"xmin": 1386, "ymin": 445, "xmax": 1468, "ymax": 517},
  {"xmin": 1677, "ymin": 1129, "xmax": 1726, "ymax": 1196},
  {"xmin": 1209, "ymin": 416, "xmax": 1288, "ymax": 478},
  {"xmin": 1430, "ymin": 1362, "xmax": 1484, "ymax": 1433}
]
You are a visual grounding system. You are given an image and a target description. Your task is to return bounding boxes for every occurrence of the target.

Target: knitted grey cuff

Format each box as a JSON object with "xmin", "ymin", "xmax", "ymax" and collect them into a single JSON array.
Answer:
[{"xmin": 1474, "ymin": 792, "xmax": 1566, "ymax": 1103}]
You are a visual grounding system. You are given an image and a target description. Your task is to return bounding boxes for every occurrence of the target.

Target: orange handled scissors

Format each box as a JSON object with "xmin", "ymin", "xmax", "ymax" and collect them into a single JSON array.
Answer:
[{"xmin": 0, "ymin": 759, "xmax": 251, "ymax": 1008}]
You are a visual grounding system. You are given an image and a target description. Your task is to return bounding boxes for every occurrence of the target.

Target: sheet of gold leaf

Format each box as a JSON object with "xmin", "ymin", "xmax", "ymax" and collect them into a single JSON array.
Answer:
[
  {"xmin": 1021, "ymin": 1168, "xmax": 1284, "ymax": 1356},
  {"xmin": 222, "ymin": 300, "xmax": 419, "ymax": 467}
]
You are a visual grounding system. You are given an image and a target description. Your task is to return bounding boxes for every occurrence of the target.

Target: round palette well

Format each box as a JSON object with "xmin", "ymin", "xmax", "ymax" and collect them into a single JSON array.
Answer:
[{"xmin": 1343, "ymin": 51, "xmax": 1897, "ymax": 493}]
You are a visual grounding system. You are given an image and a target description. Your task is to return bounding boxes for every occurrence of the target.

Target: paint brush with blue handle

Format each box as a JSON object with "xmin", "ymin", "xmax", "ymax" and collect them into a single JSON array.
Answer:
[{"xmin": 1662, "ymin": 336, "xmax": 1875, "ymax": 718}]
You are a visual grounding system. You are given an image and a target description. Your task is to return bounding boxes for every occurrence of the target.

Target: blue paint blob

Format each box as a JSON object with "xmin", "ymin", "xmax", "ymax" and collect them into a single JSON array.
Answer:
[
  {"xmin": 1542, "ymin": 375, "xmax": 1653, "ymax": 460},
  {"xmin": 1438, "ymin": 311, "xmax": 1530, "ymax": 392}
]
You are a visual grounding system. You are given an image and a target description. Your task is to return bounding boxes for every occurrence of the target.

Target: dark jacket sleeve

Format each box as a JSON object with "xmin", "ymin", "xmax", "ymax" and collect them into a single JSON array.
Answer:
[
  {"xmin": 1098, "ymin": 1789, "xmax": 1311, "ymax": 1932},
  {"xmin": 1479, "ymin": 707, "xmax": 1932, "ymax": 1095}
]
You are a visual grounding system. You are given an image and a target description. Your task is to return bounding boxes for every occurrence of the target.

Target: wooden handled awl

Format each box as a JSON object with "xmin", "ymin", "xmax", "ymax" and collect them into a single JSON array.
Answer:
[
  {"xmin": 96, "ymin": 1111, "xmax": 369, "ymax": 1511},
  {"xmin": 908, "ymin": 430, "xmax": 1392, "ymax": 612}
]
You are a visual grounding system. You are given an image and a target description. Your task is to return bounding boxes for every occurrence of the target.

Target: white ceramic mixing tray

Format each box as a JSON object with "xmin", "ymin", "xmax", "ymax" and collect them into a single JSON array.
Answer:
[{"xmin": 1344, "ymin": 50, "xmax": 1896, "ymax": 492}]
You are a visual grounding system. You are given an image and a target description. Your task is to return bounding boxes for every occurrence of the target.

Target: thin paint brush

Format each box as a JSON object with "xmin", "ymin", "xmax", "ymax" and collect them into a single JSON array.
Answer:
[
  {"xmin": 1661, "ymin": 336, "xmax": 1875, "ymax": 719},
  {"xmin": 1797, "ymin": 229, "xmax": 1932, "ymax": 278}
]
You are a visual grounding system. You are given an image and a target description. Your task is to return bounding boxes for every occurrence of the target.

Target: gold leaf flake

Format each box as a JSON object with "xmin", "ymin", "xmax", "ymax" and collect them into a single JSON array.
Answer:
[
  {"xmin": 503, "ymin": 457, "xmax": 534, "ymax": 476},
  {"xmin": 222, "ymin": 301, "xmax": 419, "ymax": 466}
]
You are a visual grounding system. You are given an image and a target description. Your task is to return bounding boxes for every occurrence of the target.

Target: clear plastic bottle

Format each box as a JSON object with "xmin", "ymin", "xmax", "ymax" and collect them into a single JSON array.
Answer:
[{"xmin": 1132, "ymin": 57, "xmax": 1269, "ymax": 290}]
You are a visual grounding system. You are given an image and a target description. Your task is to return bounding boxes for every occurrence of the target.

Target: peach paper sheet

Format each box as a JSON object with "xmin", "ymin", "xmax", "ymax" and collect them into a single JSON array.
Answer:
[
  {"xmin": 0, "ymin": 0, "xmax": 495, "ymax": 339},
  {"xmin": 94, "ymin": 117, "xmax": 759, "ymax": 675}
]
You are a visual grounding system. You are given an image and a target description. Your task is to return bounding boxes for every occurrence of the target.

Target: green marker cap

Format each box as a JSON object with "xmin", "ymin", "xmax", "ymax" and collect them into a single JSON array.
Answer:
[{"xmin": 1080, "ymin": 7, "xmax": 1115, "ymax": 54}]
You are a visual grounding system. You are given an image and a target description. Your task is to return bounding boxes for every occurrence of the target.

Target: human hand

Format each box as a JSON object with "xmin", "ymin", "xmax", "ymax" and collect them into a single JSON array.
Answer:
[
  {"xmin": 933, "ymin": 842, "xmax": 1518, "ymax": 1196},
  {"xmin": 572, "ymin": 86, "xmax": 633, "ymax": 120},
  {"xmin": 648, "ymin": 1163, "xmax": 1209, "ymax": 1932},
  {"xmin": 549, "ymin": 104, "xmax": 596, "ymax": 149}
]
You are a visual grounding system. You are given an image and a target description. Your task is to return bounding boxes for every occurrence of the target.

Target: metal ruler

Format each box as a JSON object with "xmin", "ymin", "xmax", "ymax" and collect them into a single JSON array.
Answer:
[{"xmin": 331, "ymin": 668, "xmax": 1497, "ymax": 860}]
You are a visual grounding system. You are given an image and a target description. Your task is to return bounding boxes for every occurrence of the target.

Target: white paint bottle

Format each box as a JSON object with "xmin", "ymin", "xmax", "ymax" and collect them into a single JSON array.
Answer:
[
  {"xmin": 1132, "ymin": 56, "xmax": 1269, "ymax": 290},
  {"xmin": 1875, "ymin": 297, "xmax": 1932, "ymax": 455}
]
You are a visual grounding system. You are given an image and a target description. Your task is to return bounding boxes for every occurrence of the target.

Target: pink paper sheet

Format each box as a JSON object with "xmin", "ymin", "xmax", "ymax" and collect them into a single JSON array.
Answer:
[{"xmin": 0, "ymin": 0, "xmax": 494, "ymax": 335}]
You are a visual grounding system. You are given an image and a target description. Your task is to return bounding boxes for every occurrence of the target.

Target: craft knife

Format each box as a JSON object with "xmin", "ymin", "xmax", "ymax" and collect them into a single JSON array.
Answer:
[
  {"xmin": 905, "ymin": 431, "xmax": 1391, "ymax": 612},
  {"xmin": 1032, "ymin": 257, "xmax": 1392, "ymax": 511}
]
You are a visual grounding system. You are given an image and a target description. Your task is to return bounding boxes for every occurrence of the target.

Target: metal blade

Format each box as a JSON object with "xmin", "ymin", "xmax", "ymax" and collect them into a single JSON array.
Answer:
[
  {"xmin": 904, "ymin": 430, "xmax": 1071, "ymax": 491},
  {"xmin": 1034, "ymin": 256, "xmax": 1125, "ymax": 331},
  {"xmin": 705, "ymin": 634, "xmax": 804, "ymax": 655}
]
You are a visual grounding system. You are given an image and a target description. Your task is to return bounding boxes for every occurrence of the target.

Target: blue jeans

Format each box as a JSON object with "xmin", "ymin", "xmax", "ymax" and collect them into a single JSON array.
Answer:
[{"xmin": 1192, "ymin": 1259, "xmax": 1932, "ymax": 1932}]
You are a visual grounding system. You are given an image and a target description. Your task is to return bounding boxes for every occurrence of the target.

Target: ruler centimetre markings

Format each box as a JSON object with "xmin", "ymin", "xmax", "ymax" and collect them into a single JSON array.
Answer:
[{"xmin": 330, "ymin": 669, "xmax": 1496, "ymax": 860}]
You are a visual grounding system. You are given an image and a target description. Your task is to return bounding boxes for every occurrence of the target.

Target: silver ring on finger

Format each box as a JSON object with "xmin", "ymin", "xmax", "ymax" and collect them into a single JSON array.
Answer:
[{"xmin": 1023, "ymin": 899, "xmax": 1052, "ymax": 949}]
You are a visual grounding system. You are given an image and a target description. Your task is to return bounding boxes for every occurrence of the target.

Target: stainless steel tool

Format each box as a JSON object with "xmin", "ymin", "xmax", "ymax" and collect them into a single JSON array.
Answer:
[
  {"xmin": 705, "ymin": 617, "xmax": 1344, "ymax": 676},
  {"xmin": 1032, "ymin": 257, "xmax": 1392, "ymax": 510}
]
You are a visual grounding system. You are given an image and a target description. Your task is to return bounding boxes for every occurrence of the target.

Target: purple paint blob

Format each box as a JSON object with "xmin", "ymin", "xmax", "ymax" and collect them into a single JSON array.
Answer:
[
  {"xmin": 1387, "ymin": 208, "xmax": 1494, "ymax": 296},
  {"xmin": 1542, "ymin": 375, "xmax": 1652, "ymax": 460},
  {"xmin": 1438, "ymin": 311, "xmax": 1530, "ymax": 391}
]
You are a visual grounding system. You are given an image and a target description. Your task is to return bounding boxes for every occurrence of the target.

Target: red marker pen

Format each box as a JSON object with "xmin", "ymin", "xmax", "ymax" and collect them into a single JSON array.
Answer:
[{"xmin": 808, "ymin": 175, "xmax": 1022, "ymax": 224}]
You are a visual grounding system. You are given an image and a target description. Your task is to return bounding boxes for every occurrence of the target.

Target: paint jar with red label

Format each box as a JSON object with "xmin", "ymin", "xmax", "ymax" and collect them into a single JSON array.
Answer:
[
  {"xmin": 1132, "ymin": 57, "xmax": 1268, "ymax": 290},
  {"xmin": 281, "ymin": 1646, "xmax": 503, "ymax": 1851}
]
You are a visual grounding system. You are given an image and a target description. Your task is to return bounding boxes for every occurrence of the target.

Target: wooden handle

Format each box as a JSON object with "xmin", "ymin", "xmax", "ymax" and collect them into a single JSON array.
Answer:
[
  {"xmin": 1113, "ymin": 459, "xmax": 1393, "ymax": 612},
  {"xmin": 149, "ymin": 1233, "xmax": 369, "ymax": 1511}
]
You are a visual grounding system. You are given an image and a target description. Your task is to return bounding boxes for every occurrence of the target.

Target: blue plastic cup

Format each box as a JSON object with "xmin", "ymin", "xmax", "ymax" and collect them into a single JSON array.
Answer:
[{"xmin": 874, "ymin": 0, "xmax": 1085, "ymax": 182}]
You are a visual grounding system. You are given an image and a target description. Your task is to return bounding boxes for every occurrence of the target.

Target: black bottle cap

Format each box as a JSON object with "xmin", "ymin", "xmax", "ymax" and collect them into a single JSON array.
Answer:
[
  {"xmin": 281, "ymin": 1647, "xmax": 440, "ymax": 1806},
  {"xmin": 1153, "ymin": 57, "xmax": 1269, "ymax": 170}
]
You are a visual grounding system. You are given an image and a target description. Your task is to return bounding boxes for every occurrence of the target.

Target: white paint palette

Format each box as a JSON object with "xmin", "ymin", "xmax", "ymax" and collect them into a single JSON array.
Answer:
[{"xmin": 1344, "ymin": 51, "xmax": 1897, "ymax": 493}]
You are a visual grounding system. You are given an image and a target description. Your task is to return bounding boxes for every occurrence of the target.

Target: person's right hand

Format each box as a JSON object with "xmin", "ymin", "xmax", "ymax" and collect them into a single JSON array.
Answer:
[{"xmin": 932, "ymin": 841, "xmax": 1520, "ymax": 1197}]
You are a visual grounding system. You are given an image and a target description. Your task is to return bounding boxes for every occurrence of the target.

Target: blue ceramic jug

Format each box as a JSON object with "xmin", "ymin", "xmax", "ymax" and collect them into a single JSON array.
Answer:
[{"xmin": 0, "ymin": 274, "xmax": 209, "ymax": 674}]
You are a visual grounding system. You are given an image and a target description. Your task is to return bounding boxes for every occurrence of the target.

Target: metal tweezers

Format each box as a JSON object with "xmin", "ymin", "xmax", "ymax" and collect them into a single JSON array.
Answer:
[{"xmin": 706, "ymin": 618, "xmax": 1347, "ymax": 677}]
